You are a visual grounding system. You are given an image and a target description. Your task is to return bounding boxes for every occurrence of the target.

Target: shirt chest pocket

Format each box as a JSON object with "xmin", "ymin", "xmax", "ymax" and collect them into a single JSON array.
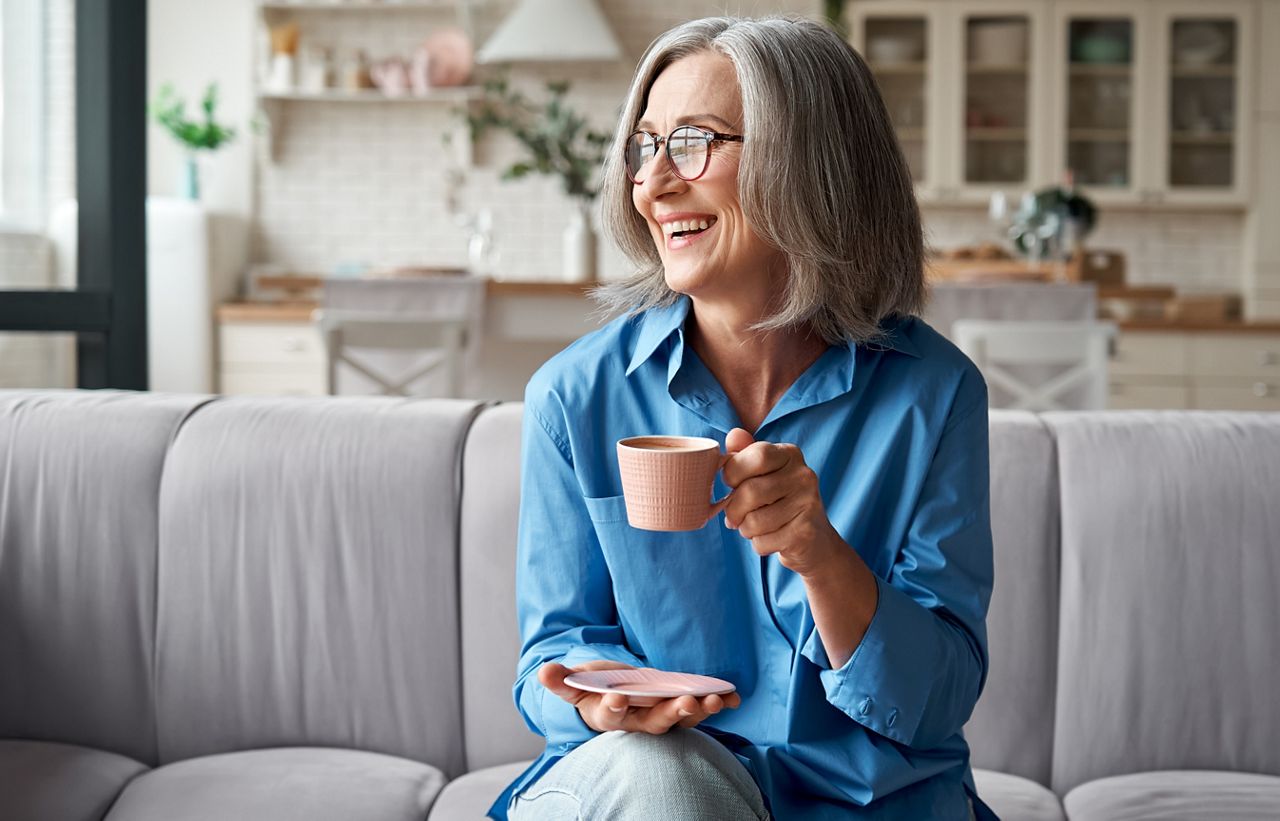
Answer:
[{"xmin": 583, "ymin": 494, "xmax": 754, "ymax": 679}]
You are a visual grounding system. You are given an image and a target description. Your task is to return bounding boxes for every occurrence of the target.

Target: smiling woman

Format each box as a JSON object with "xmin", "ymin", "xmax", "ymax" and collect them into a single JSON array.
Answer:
[{"xmin": 493, "ymin": 15, "xmax": 994, "ymax": 821}]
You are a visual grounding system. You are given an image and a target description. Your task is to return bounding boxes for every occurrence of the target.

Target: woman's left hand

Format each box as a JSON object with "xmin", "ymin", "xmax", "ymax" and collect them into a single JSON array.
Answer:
[{"xmin": 720, "ymin": 428, "xmax": 844, "ymax": 577}]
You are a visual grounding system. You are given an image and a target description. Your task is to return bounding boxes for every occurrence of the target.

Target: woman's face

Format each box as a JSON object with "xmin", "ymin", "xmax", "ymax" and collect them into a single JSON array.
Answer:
[{"xmin": 631, "ymin": 51, "xmax": 784, "ymax": 302}]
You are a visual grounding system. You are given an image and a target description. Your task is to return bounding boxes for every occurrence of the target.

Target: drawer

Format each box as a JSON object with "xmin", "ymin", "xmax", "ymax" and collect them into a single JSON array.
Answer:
[
  {"xmin": 1191, "ymin": 380, "xmax": 1280, "ymax": 411},
  {"xmin": 219, "ymin": 368, "xmax": 327, "ymax": 397},
  {"xmin": 1110, "ymin": 333, "xmax": 1187, "ymax": 378},
  {"xmin": 219, "ymin": 322, "xmax": 325, "ymax": 367},
  {"xmin": 1188, "ymin": 334, "xmax": 1280, "ymax": 379},
  {"xmin": 1107, "ymin": 380, "xmax": 1191, "ymax": 410}
]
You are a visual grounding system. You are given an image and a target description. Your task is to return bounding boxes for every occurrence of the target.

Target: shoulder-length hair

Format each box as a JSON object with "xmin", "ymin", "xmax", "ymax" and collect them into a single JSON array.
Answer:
[{"xmin": 594, "ymin": 15, "xmax": 926, "ymax": 345}]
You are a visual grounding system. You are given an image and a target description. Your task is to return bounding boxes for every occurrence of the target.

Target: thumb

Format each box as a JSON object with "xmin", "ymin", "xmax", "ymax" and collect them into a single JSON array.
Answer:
[
  {"xmin": 537, "ymin": 662, "xmax": 582, "ymax": 703},
  {"xmin": 725, "ymin": 427, "xmax": 755, "ymax": 455}
]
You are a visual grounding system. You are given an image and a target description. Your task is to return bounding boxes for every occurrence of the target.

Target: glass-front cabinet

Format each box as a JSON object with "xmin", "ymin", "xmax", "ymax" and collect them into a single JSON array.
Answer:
[
  {"xmin": 1053, "ymin": 7, "xmax": 1143, "ymax": 198},
  {"xmin": 849, "ymin": 0, "xmax": 1253, "ymax": 208},
  {"xmin": 850, "ymin": 2, "xmax": 943, "ymax": 193},
  {"xmin": 955, "ymin": 3, "xmax": 1048, "ymax": 198},
  {"xmin": 1150, "ymin": 1, "xmax": 1253, "ymax": 205}
]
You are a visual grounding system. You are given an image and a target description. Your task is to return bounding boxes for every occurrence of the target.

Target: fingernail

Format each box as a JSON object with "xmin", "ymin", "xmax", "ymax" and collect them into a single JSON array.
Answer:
[
  {"xmin": 678, "ymin": 708, "xmax": 694, "ymax": 716},
  {"xmin": 608, "ymin": 706, "xmax": 624, "ymax": 713}
]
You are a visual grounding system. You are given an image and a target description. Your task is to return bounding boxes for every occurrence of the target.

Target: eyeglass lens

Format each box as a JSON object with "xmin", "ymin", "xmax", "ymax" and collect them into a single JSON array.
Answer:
[{"xmin": 626, "ymin": 126, "xmax": 708, "ymax": 183}]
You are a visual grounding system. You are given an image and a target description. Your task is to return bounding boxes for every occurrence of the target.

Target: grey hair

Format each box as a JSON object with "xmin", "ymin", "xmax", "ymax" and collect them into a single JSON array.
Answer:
[{"xmin": 594, "ymin": 16, "xmax": 926, "ymax": 346}]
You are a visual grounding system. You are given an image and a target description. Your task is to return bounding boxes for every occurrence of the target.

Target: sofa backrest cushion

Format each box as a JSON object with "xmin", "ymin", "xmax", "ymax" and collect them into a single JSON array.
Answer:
[
  {"xmin": 0, "ymin": 390, "xmax": 209, "ymax": 765},
  {"xmin": 965, "ymin": 410, "xmax": 1059, "ymax": 785},
  {"xmin": 459, "ymin": 402, "xmax": 544, "ymax": 770},
  {"xmin": 153, "ymin": 396, "xmax": 481, "ymax": 777},
  {"xmin": 1045, "ymin": 411, "xmax": 1280, "ymax": 793}
]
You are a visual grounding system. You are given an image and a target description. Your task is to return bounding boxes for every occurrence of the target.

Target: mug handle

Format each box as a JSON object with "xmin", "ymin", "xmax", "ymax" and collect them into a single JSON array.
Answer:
[{"xmin": 706, "ymin": 452, "xmax": 733, "ymax": 523}]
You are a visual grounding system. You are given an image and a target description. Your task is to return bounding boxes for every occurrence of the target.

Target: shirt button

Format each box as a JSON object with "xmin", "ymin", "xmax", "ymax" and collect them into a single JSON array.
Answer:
[
  {"xmin": 858, "ymin": 697, "xmax": 873, "ymax": 716},
  {"xmin": 887, "ymin": 709, "xmax": 898, "ymax": 727}
]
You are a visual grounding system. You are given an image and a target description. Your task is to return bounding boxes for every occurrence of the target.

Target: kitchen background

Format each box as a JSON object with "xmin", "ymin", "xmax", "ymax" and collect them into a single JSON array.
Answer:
[{"xmin": 2, "ymin": 0, "xmax": 1279, "ymax": 403}]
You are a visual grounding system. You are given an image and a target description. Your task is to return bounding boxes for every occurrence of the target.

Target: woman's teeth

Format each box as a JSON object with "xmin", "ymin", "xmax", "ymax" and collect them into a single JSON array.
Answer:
[{"xmin": 662, "ymin": 218, "xmax": 713, "ymax": 237}]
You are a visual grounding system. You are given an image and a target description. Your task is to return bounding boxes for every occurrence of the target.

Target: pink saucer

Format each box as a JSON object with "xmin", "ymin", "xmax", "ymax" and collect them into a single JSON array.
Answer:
[{"xmin": 564, "ymin": 668, "xmax": 736, "ymax": 708}]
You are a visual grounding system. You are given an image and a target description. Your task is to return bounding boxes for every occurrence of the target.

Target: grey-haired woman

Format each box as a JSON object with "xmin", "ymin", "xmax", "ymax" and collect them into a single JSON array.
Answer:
[{"xmin": 490, "ymin": 15, "xmax": 995, "ymax": 820}]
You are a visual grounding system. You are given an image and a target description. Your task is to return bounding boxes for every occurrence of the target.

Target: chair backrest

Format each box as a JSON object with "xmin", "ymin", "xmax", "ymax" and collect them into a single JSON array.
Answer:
[
  {"xmin": 953, "ymin": 320, "xmax": 1116, "ymax": 412},
  {"xmin": 318, "ymin": 309, "xmax": 467, "ymax": 398}
]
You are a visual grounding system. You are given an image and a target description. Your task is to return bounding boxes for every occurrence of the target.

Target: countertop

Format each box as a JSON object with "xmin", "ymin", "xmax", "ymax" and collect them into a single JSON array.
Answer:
[{"xmin": 216, "ymin": 285, "xmax": 1280, "ymax": 335}]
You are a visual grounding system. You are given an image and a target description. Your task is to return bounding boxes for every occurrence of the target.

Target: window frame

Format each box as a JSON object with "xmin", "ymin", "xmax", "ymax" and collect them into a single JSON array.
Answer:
[{"xmin": 0, "ymin": 0, "xmax": 147, "ymax": 390}]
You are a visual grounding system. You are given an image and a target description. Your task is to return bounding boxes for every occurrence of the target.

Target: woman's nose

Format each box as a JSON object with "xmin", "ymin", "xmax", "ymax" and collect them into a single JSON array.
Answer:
[{"xmin": 636, "ymin": 154, "xmax": 686, "ymax": 200}]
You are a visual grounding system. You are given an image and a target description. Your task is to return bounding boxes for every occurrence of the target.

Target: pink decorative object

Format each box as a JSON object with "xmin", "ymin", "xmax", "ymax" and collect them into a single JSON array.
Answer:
[
  {"xmin": 409, "ymin": 44, "xmax": 432, "ymax": 96},
  {"xmin": 370, "ymin": 57, "xmax": 410, "ymax": 97},
  {"xmin": 424, "ymin": 27, "xmax": 473, "ymax": 88},
  {"xmin": 564, "ymin": 668, "xmax": 737, "ymax": 708},
  {"xmin": 616, "ymin": 435, "xmax": 729, "ymax": 531}
]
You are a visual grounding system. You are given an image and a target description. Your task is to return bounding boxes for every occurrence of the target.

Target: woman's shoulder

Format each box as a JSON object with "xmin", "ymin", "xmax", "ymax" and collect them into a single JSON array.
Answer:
[
  {"xmin": 884, "ymin": 315, "xmax": 988, "ymax": 415},
  {"xmin": 523, "ymin": 309, "xmax": 645, "ymax": 414}
]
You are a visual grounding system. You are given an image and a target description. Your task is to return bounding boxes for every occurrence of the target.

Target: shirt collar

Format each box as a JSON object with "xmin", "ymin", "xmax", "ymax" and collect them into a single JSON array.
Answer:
[
  {"xmin": 626, "ymin": 296, "xmax": 692, "ymax": 376},
  {"xmin": 626, "ymin": 296, "xmax": 921, "ymax": 377}
]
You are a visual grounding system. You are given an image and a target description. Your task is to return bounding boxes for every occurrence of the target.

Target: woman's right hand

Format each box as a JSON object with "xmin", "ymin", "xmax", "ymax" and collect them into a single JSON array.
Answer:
[{"xmin": 538, "ymin": 660, "xmax": 740, "ymax": 734}]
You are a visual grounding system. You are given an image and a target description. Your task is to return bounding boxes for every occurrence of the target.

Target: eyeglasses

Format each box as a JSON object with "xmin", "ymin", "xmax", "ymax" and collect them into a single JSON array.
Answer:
[{"xmin": 624, "ymin": 125, "xmax": 744, "ymax": 184}]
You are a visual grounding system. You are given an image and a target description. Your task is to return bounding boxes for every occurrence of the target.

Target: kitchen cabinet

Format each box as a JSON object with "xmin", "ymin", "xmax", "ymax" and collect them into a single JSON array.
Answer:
[
  {"xmin": 849, "ymin": 0, "xmax": 1254, "ymax": 208},
  {"xmin": 218, "ymin": 311, "xmax": 328, "ymax": 396},
  {"xmin": 1108, "ymin": 326, "xmax": 1280, "ymax": 409}
]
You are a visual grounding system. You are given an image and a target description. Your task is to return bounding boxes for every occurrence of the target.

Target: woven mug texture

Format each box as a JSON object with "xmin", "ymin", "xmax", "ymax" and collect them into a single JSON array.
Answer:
[{"xmin": 617, "ymin": 436, "xmax": 723, "ymax": 531}]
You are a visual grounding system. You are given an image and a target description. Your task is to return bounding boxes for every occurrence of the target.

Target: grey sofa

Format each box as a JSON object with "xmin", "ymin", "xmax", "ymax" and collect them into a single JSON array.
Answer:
[{"xmin": 1, "ymin": 390, "xmax": 1278, "ymax": 821}]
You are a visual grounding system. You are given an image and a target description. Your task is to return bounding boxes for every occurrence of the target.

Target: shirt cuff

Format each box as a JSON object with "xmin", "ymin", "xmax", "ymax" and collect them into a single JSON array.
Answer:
[
  {"xmin": 534, "ymin": 643, "xmax": 647, "ymax": 751},
  {"xmin": 800, "ymin": 574, "xmax": 935, "ymax": 746}
]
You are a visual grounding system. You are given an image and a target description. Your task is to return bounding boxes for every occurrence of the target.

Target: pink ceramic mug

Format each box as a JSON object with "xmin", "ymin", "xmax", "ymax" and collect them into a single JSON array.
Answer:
[{"xmin": 617, "ymin": 435, "xmax": 731, "ymax": 531}]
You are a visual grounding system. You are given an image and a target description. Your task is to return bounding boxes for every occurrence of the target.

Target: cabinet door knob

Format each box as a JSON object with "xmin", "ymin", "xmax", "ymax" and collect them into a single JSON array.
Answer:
[
  {"xmin": 1253, "ymin": 382, "xmax": 1272, "ymax": 398},
  {"xmin": 282, "ymin": 336, "xmax": 303, "ymax": 352}
]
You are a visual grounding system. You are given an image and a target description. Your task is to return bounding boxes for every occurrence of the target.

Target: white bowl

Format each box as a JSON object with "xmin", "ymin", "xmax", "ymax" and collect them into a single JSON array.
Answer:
[
  {"xmin": 969, "ymin": 20, "xmax": 1028, "ymax": 66},
  {"xmin": 868, "ymin": 35, "xmax": 923, "ymax": 65}
]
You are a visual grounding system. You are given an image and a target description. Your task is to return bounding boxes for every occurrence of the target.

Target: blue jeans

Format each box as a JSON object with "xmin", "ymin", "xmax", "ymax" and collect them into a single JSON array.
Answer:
[{"xmin": 508, "ymin": 728, "xmax": 770, "ymax": 821}]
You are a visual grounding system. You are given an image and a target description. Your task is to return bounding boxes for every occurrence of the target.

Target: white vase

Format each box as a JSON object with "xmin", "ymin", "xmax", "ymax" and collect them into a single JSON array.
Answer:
[{"xmin": 562, "ymin": 201, "xmax": 597, "ymax": 283}]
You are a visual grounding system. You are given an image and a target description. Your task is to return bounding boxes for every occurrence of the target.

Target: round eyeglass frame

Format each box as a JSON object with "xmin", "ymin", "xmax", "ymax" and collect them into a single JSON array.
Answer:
[{"xmin": 624, "ymin": 125, "xmax": 745, "ymax": 184}]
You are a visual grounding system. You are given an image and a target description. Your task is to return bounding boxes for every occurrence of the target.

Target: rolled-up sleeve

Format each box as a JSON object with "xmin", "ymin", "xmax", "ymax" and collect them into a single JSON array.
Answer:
[
  {"xmin": 800, "ymin": 386, "xmax": 993, "ymax": 750},
  {"xmin": 511, "ymin": 392, "xmax": 645, "ymax": 750}
]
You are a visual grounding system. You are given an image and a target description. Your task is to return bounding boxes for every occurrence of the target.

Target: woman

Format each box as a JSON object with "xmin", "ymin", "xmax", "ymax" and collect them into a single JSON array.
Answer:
[{"xmin": 489, "ymin": 16, "xmax": 994, "ymax": 821}]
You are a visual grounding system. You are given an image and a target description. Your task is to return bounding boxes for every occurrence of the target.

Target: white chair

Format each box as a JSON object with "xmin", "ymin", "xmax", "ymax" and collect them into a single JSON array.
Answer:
[
  {"xmin": 317, "ymin": 309, "xmax": 467, "ymax": 398},
  {"xmin": 951, "ymin": 320, "xmax": 1117, "ymax": 412}
]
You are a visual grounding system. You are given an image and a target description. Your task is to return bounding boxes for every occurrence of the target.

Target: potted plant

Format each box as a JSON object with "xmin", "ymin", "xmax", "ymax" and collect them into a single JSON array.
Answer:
[
  {"xmin": 1010, "ymin": 180, "xmax": 1098, "ymax": 264},
  {"xmin": 150, "ymin": 83, "xmax": 236, "ymax": 200},
  {"xmin": 462, "ymin": 77, "xmax": 610, "ymax": 282}
]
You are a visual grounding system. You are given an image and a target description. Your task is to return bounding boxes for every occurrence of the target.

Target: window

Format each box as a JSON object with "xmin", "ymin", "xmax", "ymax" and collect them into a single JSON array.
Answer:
[{"xmin": 0, "ymin": 0, "xmax": 48, "ymax": 230}]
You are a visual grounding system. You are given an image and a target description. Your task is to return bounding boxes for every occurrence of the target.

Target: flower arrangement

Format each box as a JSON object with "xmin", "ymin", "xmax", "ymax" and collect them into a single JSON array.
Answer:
[
  {"xmin": 150, "ymin": 83, "xmax": 237, "ymax": 200},
  {"xmin": 463, "ymin": 77, "xmax": 609, "ymax": 202},
  {"xmin": 150, "ymin": 83, "xmax": 236, "ymax": 152}
]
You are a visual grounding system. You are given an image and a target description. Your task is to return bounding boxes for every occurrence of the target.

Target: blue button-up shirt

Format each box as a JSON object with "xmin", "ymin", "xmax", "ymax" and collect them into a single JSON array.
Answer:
[{"xmin": 489, "ymin": 296, "xmax": 994, "ymax": 820}]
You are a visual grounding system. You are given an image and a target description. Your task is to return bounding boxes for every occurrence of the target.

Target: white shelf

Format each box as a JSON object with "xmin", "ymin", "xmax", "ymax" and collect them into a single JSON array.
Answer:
[
  {"xmin": 259, "ymin": 88, "xmax": 480, "ymax": 103},
  {"xmin": 260, "ymin": 0, "xmax": 482, "ymax": 10},
  {"xmin": 256, "ymin": 87, "xmax": 479, "ymax": 163}
]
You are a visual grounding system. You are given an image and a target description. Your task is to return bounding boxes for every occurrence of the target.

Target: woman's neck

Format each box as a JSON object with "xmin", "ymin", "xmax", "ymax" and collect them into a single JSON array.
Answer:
[{"xmin": 685, "ymin": 300, "xmax": 829, "ymax": 432}]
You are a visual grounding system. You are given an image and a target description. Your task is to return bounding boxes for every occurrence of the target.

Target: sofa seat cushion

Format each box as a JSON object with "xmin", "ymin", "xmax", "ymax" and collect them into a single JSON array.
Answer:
[
  {"xmin": 1064, "ymin": 771, "xmax": 1280, "ymax": 820},
  {"xmin": 427, "ymin": 761, "xmax": 531, "ymax": 820},
  {"xmin": 103, "ymin": 747, "xmax": 445, "ymax": 821},
  {"xmin": 0, "ymin": 739, "xmax": 149, "ymax": 821},
  {"xmin": 974, "ymin": 768, "xmax": 1064, "ymax": 821}
]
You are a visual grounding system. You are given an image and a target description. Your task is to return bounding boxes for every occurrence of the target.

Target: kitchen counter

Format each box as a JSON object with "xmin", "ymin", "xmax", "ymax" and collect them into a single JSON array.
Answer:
[
  {"xmin": 1117, "ymin": 319, "xmax": 1280, "ymax": 334},
  {"xmin": 219, "ymin": 280, "xmax": 597, "ymax": 323}
]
